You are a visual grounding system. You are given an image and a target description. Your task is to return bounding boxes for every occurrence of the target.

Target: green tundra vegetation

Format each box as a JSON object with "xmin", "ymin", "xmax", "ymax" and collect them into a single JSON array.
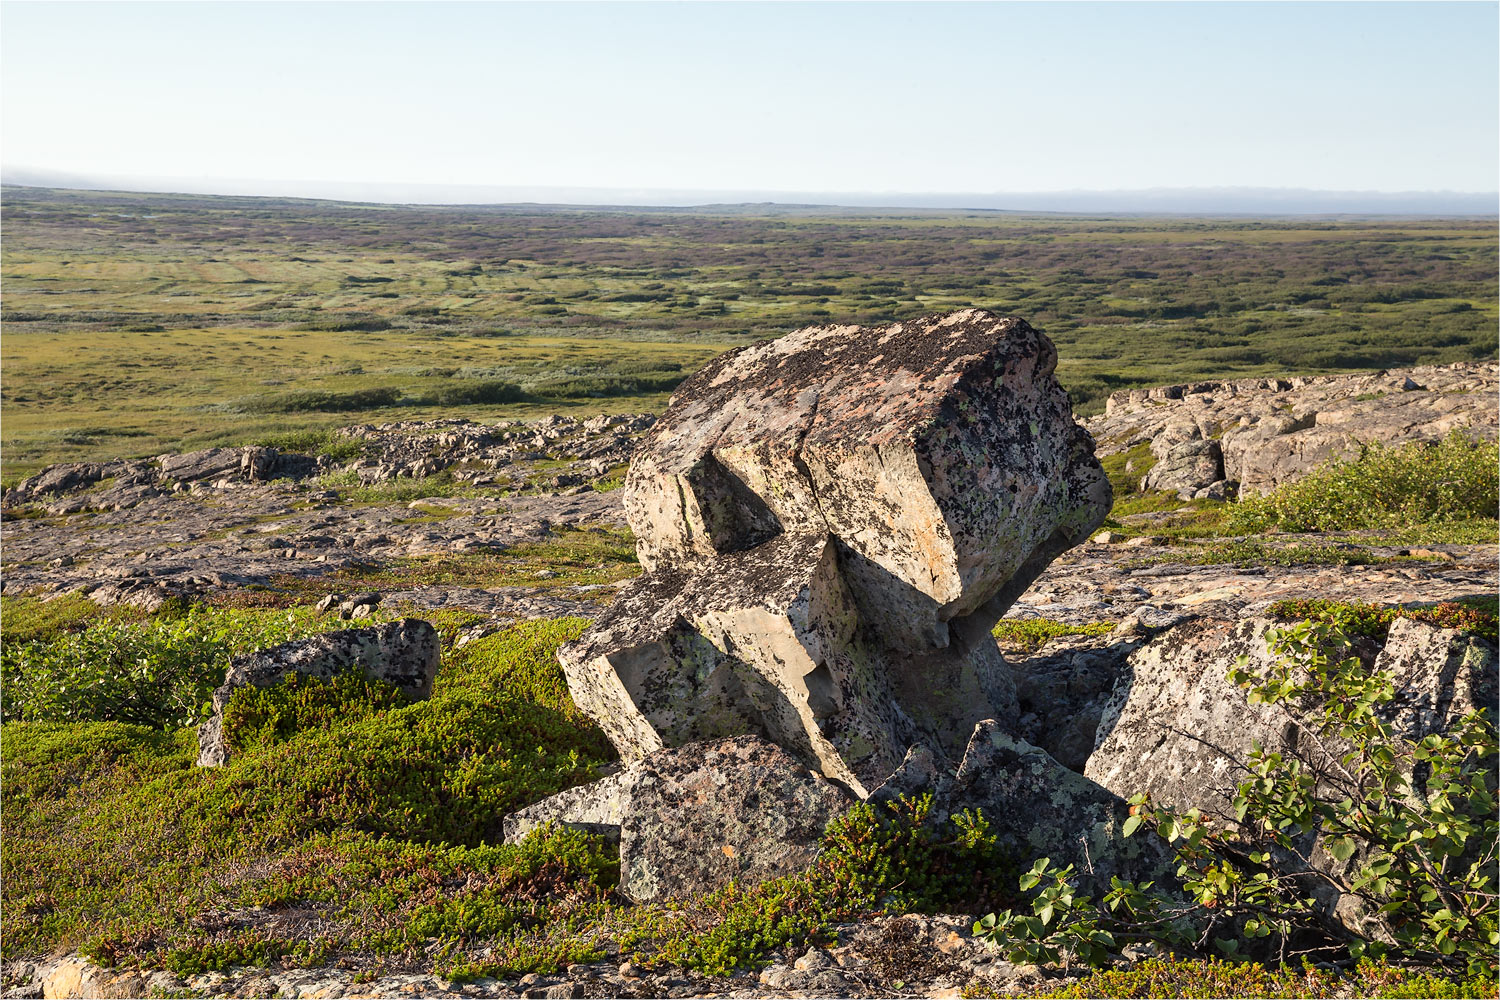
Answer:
[
  {"xmin": 1, "ymin": 599, "xmax": 1495, "ymax": 994},
  {"xmin": 3, "ymin": 188, "xmax": 1497, "ymax": 995},
  {"xmin": 2, "ymin": 186, "xmax": 1496, "ymax": 480}
]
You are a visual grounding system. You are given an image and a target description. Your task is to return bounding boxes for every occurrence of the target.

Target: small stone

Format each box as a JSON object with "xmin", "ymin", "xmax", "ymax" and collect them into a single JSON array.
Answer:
[
  {"xmin": 793, "ymin": 947, "xmax": 834, "ymax": 972},
  {"xmin": 1091, "ymin": 530, "xmax": 1126, "ymax": 544},
  {"xmin": 314, "ymin": 593, "xmax": 341, "ymax": 614},
  {"xmin": 617, "ymin": 962, "xmax": 639, "ymax": 979},
  {"xmin": 518, "ymin": 973, "xmax": 543, "ymax": 987},
  {"xmin": 543, "ymin": 984, "xmax": 582, "ymax": 1000}
]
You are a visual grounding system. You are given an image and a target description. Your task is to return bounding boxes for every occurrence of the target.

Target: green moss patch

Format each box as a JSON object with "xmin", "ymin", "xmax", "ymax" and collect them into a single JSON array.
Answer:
[
  {"xmin": 1012, "ymin": 957, "xmax": 1495, "ymax": 999},
  {"xmin": 993, "ymin": 619, "xmax": 1116, "ymax": 651}
]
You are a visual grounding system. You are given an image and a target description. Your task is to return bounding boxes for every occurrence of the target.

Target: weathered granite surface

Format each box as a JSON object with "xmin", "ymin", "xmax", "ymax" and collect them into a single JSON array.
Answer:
[
  {"xmin": 561, "ymin": 310, "xmax": 1112, "ymax": 796},
  {"xmin": 504, "ymin": 736, "xmax": 856, "ymax": 903}
]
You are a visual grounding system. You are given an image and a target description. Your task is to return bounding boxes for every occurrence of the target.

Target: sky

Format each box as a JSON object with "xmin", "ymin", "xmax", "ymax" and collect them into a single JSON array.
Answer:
[{"xmin": 2, "ymin": 1, "xmax": 1497, "ymax": 202}]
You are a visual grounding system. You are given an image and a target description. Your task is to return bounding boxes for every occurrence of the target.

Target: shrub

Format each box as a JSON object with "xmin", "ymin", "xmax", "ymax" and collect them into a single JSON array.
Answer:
[
  {"xmin": 246, "ymin": 429, "xmax": 365, "ymax": 463},
  {"xmin": 1017, "ymin": 957, "xmax": 1498, "ymax": 999},
  {"xmin": 1267, "ymin": 597, "xmax": 1498, "ymax": 643},
  {"xmin": 233, "ymin": 387, "xmax": 404, "ymax": 414},
  {"xmin": 0, "ymin": 606, "xmax": 363, "ymax": 728},
  {"xmin": 1228, "ymin": 432, "xmax": 1498, "ymax": 533},
  {"xmin": 407, "ymin": 379, "xmax": 526, "ymax": 407},
  {"xmin": 976, "ymin": 622, "xmax": 1498, "ymax": 975},
  {"xmin": 525, "ymin": 374, "xmax": 685, "ymax": 399}
]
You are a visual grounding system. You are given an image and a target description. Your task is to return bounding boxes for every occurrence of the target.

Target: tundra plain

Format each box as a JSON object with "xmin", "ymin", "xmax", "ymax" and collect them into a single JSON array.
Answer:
[{"xmin": 3, "ymin": 186, "xmax": 1496, "ymax": 480}]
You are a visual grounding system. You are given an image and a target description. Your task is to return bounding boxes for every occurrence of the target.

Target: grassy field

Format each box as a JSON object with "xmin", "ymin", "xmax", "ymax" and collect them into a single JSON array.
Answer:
[{"xmin": 2, "ymin": 186, "xmax": 1496, "ymax": 480}]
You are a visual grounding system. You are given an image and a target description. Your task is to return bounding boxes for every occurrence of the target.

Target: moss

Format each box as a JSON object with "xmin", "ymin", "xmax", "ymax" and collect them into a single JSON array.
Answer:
[
  {"xmin": 993, "ymin": 618, "xmax": 1116, "ymax": 651},
  {"xmin": 1017, "ymin": 957, "xmax": 1496, "ymax": 999}
]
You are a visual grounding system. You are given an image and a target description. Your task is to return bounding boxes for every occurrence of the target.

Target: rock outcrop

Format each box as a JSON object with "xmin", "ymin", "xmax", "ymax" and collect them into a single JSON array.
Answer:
[
  {"xmin": 559, "ymin": 310, "xmax": 1112, "ymax": 796},
  {"xmin": 504, "ymin": 736, "xmax": 856, "ymax": 902},
  {"xmin": 1085, "ymin": 360, "xmax": 1497, "ymax": 496},
  {"xmin": 1086, "ymin": 615, "xmax": 1496, "ymax": 812},
  {"xmin": 1086, "ymin": 612, "xmax": 1497, "ymax": 933},
  {"xmin": 196, "ymin": 620, "xmax": 440, "ymax": 767}
]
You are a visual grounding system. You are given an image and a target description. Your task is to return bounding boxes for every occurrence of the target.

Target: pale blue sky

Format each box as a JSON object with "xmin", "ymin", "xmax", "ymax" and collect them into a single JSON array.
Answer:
[{"xmin": 3, "ymin": 1, "xmax": 1496, "ymax": 197}]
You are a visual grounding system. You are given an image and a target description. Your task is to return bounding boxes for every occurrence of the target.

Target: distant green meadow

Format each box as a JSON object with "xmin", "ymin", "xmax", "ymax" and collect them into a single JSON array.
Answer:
[{"xmin": 3, "ymin": 186, "xmax": 1495, "ymax": 481}]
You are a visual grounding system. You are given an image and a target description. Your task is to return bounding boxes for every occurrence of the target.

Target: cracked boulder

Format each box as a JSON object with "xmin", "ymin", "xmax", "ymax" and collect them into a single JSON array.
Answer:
[{"xmin": 559, "ymin": 309, "xmax": 1111, "ymax": 796}]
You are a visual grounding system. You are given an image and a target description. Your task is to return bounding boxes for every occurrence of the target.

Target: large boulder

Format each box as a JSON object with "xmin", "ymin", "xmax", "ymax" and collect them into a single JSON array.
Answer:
[
  {"xmin": 503, "ymin": 735, "xmax": 856, "ymax": 903},
  {"xmin": 196, "ymin": 619, "xmax": 440, "ymax": 767},
  {"xmin": 560, "ymin": 310, "xmax": 1111, "ymax": 796}
]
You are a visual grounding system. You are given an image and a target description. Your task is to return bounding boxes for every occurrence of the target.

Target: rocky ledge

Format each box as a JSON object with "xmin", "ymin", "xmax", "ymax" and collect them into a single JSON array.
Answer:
[{"xmin": 1085, "ymin": 359, "xmax": 1496, "ymax": 499}]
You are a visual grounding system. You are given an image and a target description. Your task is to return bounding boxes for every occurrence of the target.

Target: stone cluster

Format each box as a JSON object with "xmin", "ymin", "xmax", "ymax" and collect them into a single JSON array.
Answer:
[{"xmin": 558, "ymin": 309, "xmax": 1113, "ymax": 797}]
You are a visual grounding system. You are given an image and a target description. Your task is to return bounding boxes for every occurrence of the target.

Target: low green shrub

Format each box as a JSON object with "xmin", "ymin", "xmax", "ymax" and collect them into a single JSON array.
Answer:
[
  {"xmin": 232, "ymin": 387, "xmax": 403, "ymax": 414},
  {"xmin": 406, "ymin": 379, "xmax": 526, "ymax": 407},
  {"xmin": 221, "ymin": 670, "xmax": 412, "ymax": 758},
  {"xmin": 993, "ymin": 619, "xmax": 1115, "ymax": 651},
  {"xmin": 1267, "ymin": 597, "xmax": 1499, "ymax": 643},
  {"xmin": 1228, "ymin": 432, "xmax": 1498, "ymax": 534},
  {"xmin": 0, "ymin": 593, "xmax": 140, "ymax": 645},
  {"xmin": 1015, "ymin": 957, "xmax": 1497, "ymax": 999},
  {"xmin": 524, "ymin": 373, "xmax": 685, "ymax": 399},
  {"xmin": 1, "ymin": 618, "xmax": 616, "ymax": 963},
  {"xmin": 1, "ymin": 605, "xmax": 365, "ymax": 728},
  {"xmin": 246, "ymin": 429, "xmax": 365, "ymax": 463}
]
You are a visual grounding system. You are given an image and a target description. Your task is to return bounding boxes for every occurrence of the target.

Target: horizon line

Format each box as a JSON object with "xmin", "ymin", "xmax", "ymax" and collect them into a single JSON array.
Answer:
[{"xmin": 3, "ymin": 172, "xmax": 1498, "ymax": 218}]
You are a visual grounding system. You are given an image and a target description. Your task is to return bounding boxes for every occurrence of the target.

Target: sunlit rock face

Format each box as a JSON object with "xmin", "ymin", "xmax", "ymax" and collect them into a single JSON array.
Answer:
[{"xmin": 559, "ymin": 309, "xmax": 1111, "ymax": 795}]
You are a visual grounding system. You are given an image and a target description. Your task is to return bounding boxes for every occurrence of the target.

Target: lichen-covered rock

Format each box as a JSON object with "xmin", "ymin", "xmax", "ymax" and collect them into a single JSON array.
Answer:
[
  {"xmin": 159, "ymin": 448, "xmax": 244, "ymax": 484},
  {"xmin": 1139, "ymin": 420, "xmax": 1223, "ymax": 500},
  {"xmin": 1085, "ymin": 617, "xmax": 1288, "ymax": 811},
  {"xmin": 196, "ymin": 619, "xmax": 440, "ymax": 766},
  {"xmin": 945, "ymin": 721, "xmax": 1174, "ymax": 893},
  {"xmin": 619, "ymin": 736, "xmax": 856, "ymax": 903},
  {"xmin": 561, "ymin": 310, "xmax": 1110, "ymax": 795},
  {"xmin": 504, "ymin": 736, "xmax": 856, "ymax": 903},
  {"xmin": 1372, "ymin": 616, "xmax": 1497, "ymax": 741},
  {"xmin": 1085, "ymin": 615, "xmax": 1496, "ymax": 813}
]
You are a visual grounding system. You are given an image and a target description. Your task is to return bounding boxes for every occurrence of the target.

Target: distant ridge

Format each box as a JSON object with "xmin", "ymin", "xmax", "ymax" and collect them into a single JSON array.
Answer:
[{"xmin": 3, "ymin": 168, "xmax": 1496, "ymax": 216}]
